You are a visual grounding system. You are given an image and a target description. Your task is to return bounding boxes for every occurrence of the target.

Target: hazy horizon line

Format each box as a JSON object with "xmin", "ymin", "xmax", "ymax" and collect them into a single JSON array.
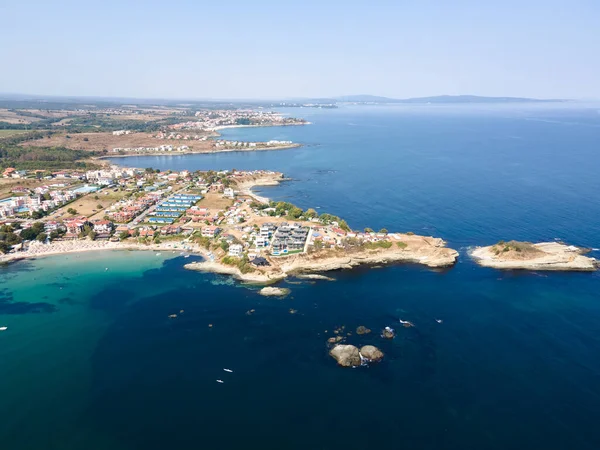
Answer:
[{"xmin": 0, "ymin": 91, "xmax": 589, "ymax": 104}]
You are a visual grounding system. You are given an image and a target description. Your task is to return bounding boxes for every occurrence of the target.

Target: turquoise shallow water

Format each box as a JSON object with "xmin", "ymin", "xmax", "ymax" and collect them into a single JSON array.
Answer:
[{"xmin": 3, "ymin": 104, "xmax": 600, "ymax": 449}]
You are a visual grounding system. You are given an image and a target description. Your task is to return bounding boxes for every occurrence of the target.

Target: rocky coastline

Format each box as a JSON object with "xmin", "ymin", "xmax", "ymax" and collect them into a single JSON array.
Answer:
[{"xmin": 185, "ymin": 239, "xmax": 459, "ymax": 284}]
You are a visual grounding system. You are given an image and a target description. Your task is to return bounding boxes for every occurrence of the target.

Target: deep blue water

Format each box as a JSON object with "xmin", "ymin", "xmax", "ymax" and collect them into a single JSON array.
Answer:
[{"xmin": 2, "ymin": 104, "xmax": 600, "ymax": 450}]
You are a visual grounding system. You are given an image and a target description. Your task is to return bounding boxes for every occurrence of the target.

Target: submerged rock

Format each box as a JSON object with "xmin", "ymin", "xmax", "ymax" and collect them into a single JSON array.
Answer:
[
  {"xmin": 259, "ymin": 287, "xmax": 290, "ymax": 297},
  {"xmin": 327, "ymin": 336, "xmax": 343, "ymax": 344},
  {"xmin": 329, "ymin": 344, "xmax": 361, "ymax": 367},
  {"xmin": 356, "ymin": 325, "xmax": 371, "ymax": 335},
  {"xmin": 360, "ymin": 345, "xmax": 384, "ymax": 362},
  {"xmin": 295, "ymin": 274, "xmax": 335, "ymax": 281}
]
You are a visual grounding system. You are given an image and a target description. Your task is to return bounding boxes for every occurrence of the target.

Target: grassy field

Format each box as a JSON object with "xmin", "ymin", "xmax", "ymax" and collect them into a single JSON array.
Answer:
[
  {"xmin": 197, "ymin": 192, "xmax": 233, "ymax": 211},
  {"xmin": 45, "ymin": 189, "xmax": 111, "ymax": 220},
  {"xmin": 0, "ymin": 129, "xmax": 31, "ymax": 138},
  {"xmin": 19, "ymin": 131, "xmax": 213, "ymax": 152},
  {"xmin": 89, "ymin": 189, "xmax": 131, "ymax": 219}
]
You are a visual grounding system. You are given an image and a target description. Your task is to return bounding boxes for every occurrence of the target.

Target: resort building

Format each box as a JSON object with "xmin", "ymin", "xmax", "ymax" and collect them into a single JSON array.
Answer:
[{"xmin": 271, "ymin": 223, "xmax": 310, "ymax": 255}]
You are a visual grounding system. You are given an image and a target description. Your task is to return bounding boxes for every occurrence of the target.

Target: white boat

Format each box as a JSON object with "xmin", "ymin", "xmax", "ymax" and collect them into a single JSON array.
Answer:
[
  {"xmin": 156, "ymin": 253, "xmax": 161, "ymax": 256},
  {"xmin": 0, "ymin": 326, "xmax": 7, "ymax": 331},
  {"xmin": 184, "ymin": 254, "xmax": 190, "ymax": 258},
  {"xmin": 216, "ymin": 379, "xmax": 224, "ymax": 383},
  {"xmin": 223, "ymin": 368, "xmax": 233, "ymax": 373}
]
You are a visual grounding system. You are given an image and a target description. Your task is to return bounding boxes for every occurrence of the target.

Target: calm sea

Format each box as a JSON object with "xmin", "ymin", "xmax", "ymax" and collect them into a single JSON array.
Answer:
[{"xmin": 2, "ymin": 104, "xmax": 600, "ymax": 450}]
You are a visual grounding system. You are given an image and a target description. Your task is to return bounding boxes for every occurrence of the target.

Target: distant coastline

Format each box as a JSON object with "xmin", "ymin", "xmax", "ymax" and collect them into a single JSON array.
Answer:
[
  {"xmin": 97, "ymin": 121, "xmax": 308, "ymax": 161},
  {"xmin": 99, "ymin": 143, "xmax": 302, "ymax": 160}
]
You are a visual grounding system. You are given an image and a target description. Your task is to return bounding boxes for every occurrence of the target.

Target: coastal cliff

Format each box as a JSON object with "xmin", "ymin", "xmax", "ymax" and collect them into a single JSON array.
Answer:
[{"xmin": 470, "ymin": 241, "xmax": 597, "ymax": 272}]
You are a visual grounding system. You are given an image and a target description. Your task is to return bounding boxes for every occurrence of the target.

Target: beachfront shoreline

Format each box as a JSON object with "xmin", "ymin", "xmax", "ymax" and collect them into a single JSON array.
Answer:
[{"xmin": 210, "ymin": 122, "xmax": 311, "ymax": 131}]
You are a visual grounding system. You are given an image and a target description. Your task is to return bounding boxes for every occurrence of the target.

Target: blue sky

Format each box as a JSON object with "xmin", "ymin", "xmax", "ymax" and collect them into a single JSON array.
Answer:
[{"xmin": 2, "ymin": 0, "xmax": 599, "ymax": 99}]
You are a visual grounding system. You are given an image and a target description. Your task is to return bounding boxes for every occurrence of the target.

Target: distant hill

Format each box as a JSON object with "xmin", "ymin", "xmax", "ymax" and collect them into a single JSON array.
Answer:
[
  {"xmin": 335, "ymin": 94, "xmax": 567, "ymax": 104},
  {"xmin": 334, "ymin": 95, "xmax": 400, "ymax": 103}
]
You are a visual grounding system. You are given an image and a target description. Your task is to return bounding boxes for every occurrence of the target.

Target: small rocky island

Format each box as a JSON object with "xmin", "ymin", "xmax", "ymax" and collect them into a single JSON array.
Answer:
[
  {"xmin": 471, "ymin": 241, "xmax": 598, "ymax": 271},
  {"xmin": 329, "ymin": 344, "xmax": 384, "ymax": 367}
]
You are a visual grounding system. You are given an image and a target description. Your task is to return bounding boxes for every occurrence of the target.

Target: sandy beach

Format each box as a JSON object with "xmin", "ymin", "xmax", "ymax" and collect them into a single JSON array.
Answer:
[
  {"xmin": 0, "ymin": 239, "xmax": 204, "ymax": 265},
  {"xmin": 236, "ymin": 173, "xmax": 287, "ymax": 203}
]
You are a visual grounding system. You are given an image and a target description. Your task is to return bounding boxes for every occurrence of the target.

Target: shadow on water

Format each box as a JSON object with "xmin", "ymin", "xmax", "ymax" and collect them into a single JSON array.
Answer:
[
  {"xmin": 0, "ymin": 288, "xmax": 57, "ymax": 314},
  {"xmin": 89, "ymin": 288, "xmax": 136, "ymax": 313}
]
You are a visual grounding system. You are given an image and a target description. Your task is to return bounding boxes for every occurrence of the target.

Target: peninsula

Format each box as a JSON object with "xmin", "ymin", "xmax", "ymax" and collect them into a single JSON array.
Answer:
[
  {"xmin": 470, "ymin": 241, "xmax": 598, "ymax": 272},
  {"xmin": 183, "ymin": 171, "xmax": 459, "ymax": 283}
]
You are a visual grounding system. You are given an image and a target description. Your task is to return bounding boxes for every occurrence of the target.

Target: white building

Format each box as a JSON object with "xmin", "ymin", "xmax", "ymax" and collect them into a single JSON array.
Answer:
[
  {"xmin": 223, "ymin": 187, "xmax": 235, "ymax": 199},
  {"xmin": 228, "ymin": 243, "xmax": 243, "ymax": 257}
]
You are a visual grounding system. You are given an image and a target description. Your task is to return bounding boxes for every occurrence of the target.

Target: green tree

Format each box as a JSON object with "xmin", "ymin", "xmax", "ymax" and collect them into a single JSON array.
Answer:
[
  {"xmin": 20, "ymin": 228, "xmax": 37, "ymax": 241},
  {"xmin": 304, "ymin": 208, "xmax": 318, "ymax": 219},
  {"xmin": 67, "ymin": 208, "xmax": 78, "ymax": 215},
  {"xmin": 379, "ymin": 228, "xmax": 388, "ymax": 234},
  {"xmin": 339, "ymin": 220, "xmax": 350, "ymax": 232},
  {"xmin": 36, "ymin": 232, "xmax": 48, "ymax": 242},
  {"xmin": 287, "ymin": 206, "xmax": 303, "ymax": 219},
  {"xmin": 364, "ymin": 227, "xmax": 373, "ymax": 233}
]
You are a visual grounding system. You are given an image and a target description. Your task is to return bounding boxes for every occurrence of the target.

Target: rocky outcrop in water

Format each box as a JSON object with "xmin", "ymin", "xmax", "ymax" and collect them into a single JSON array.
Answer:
[
  {"xmin": 258, "ymin": 287, "xmax": 290, "ymax": 297},
  {"xmin": 360, "ymin": 345, "xmax": 384, "ymax": 362},
  {"xmin": 329, "ymin": 345, "xmax": 361, "ymax": 367},
  {"xmin": 471, "ymin": 241, "xmax": 598, "ymax": 271}
]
